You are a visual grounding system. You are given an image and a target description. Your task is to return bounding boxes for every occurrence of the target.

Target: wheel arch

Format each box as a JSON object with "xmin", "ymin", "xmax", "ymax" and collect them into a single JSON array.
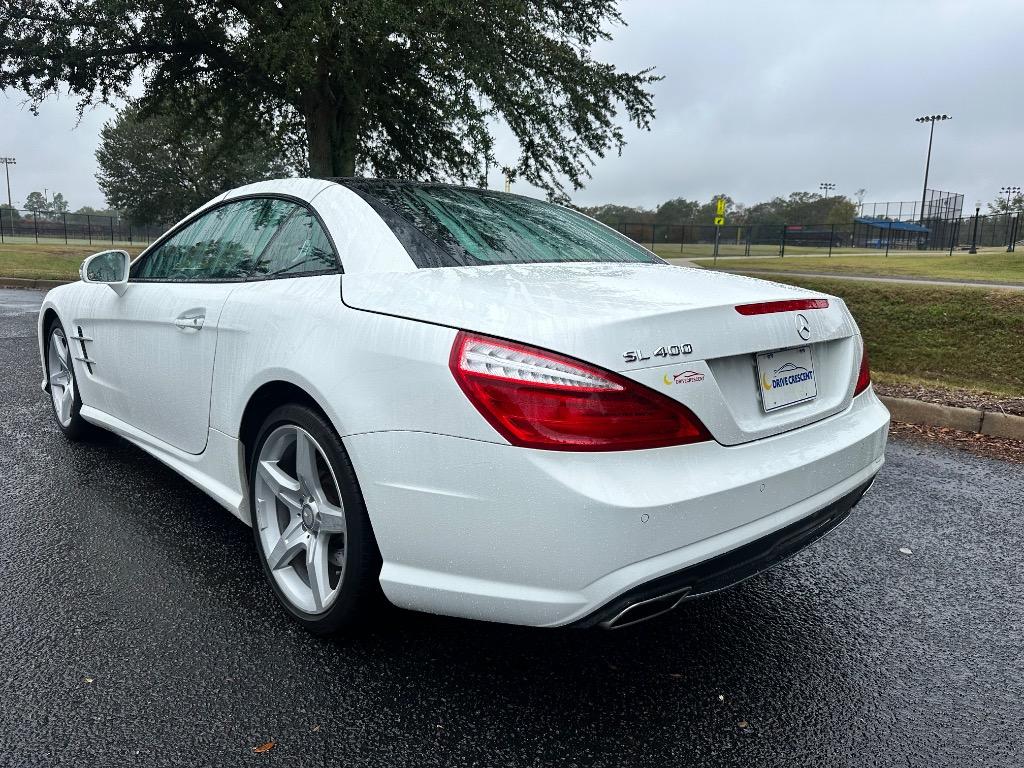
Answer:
[
  {"xmin": 38, "ymin": 306, "xmax": 62, "ymax": 391},
  {"xmin": 237, "ymin": 379, "xmax": 338, "ymax": 476},
  {"xmin": 41, "ymin": 306, "xmax": 60, "ymax": 332}
]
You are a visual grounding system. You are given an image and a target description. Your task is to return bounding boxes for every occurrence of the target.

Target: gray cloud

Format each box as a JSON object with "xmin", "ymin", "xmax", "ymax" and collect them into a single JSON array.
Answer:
[
  {"xmin": 3, "ymin": 0, "xmax": 1021, "ymax": 211},
  {"xmin": 502, "ymin": 0, "xmax": 1023, "ymax": 211},
  {"xmin": 1, "ymin": 96, "xmax": 118, "ymax": 209}
]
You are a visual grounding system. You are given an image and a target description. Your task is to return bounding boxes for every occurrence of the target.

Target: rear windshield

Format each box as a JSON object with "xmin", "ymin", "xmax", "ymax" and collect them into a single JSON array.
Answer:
[{"xmin": 341, "ymin": 181, "xmax": 662, "ymax": 269}]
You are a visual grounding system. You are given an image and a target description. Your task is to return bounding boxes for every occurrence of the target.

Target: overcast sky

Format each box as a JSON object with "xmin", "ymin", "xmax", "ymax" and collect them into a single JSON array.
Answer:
[{"xmin": 2, "ymin": 0, "xmax": 1020, "ymax": 212}]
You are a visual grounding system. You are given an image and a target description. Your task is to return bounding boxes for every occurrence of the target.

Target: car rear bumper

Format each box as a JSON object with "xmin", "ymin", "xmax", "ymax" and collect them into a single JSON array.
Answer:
[
  {"xmin": 344, "ymin": 389, "xmax": 889, "ymax": 627},
  {"xmin": 572, "ymin": 476, "xmax": 874, "ymax": 628}
]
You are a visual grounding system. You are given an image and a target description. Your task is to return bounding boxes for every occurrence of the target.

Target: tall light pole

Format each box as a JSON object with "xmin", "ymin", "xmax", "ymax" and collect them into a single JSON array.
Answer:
[
  {"xmin": 0, "ymin": 157, "xmax": 15, "ymax": 207},
  {"xmin": 914, "ymin": 114, "xmax": 950, "ymax": 225},
  {"xmin": 1001, "ymin": 185, "xmax": 1021, "ymax": 251},
  {"xmin": 819, "ymin": 182, "xmax": 836, "ymax": 199},
  {"xmin": 1000, "ymin": 185, "xmax": 1020, "ymax": 210}
]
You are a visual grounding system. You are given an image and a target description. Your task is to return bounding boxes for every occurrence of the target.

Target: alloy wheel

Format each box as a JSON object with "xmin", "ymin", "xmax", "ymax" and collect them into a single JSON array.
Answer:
[
  {"xmin": 254, "ymin": 424, "xmax": 348, "ymax": 614},
  {"xmin": 47, "ymin": 327, "xmax": 75, "ymax": 428}
]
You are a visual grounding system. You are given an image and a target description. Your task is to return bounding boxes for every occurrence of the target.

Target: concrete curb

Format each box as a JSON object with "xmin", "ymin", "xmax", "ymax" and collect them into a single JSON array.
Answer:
[
  {"xmin": 0, "ymin": 277, "xmax": 68, "ymax": 291},
  {"xmin": 879, "ymin": 395, "xmax": 1024, "ymax": 441}
]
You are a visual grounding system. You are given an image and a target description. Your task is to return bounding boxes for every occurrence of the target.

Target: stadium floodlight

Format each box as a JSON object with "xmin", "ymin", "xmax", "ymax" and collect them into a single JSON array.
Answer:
[
  {"xmin": 819, "ymin": 182, "xmax": 836, "ymax": 199},
  {"xmin": 914, "ymin": 114, "xmax": 951, "ymax": 225},
  {"xmin": 0, "ymin": 156, "xmax": 15, "ymax": 207},
  {"xmin": 1000, "ymin": 185, "xmax": 1021, "ymax": 206}
]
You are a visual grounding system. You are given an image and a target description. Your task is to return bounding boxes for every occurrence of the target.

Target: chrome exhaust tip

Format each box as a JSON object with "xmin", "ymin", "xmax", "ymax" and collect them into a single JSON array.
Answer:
[{"xmin": 599, "ymin": 587, "xmax": 691, "ymax": 630}]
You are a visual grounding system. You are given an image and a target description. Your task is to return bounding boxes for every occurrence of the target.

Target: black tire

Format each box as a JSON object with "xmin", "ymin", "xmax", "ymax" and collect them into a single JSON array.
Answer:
[
  {"xmin": 249, "ymin": 403, "xmax": 383, "ymax": 634},
  {"xmin": 44, "ymin": 318, "xmax": 93, "ymax": 441}
]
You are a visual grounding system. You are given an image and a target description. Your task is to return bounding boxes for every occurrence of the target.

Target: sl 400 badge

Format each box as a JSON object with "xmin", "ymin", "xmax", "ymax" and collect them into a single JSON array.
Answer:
[{"xmin": 622, "ymin": 344, "xmax": 693, "ymax": 364}]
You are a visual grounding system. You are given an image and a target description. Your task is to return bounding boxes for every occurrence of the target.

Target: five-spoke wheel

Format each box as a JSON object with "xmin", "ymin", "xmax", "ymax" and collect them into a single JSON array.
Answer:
[
  {"xmin": 254, "ymin": 424, "xmax": 348, "ymax": 614},
  {"xmin": 45, "ymin": 321, "xmax": 90, "ymax": 439},
  {"xmin": 250, "ymin": 404, "xmax": 381, "ymax": 632},
  {"xmin": 47, "ymin": 326, "xmax": 75, "ymax": 427}
]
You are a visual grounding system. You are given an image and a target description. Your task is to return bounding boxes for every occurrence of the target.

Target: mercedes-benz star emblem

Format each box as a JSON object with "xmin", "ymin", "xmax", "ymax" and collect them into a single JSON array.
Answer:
[{"xmin": 795, "ymin": 313, "xmax": 811, "ymax": 340}]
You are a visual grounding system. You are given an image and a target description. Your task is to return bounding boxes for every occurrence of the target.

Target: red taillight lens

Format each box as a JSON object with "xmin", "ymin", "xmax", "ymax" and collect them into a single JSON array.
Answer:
[
  {"xmin": 735, "ymin": 298, "xmax": 829, "ymax": 315},
  {"xmin": 854, "ymin": 341, "xmax": 871, "ymax": 395},
  {"xmin": 449, "ymin": 331, "xmax": 712, "ymax": 451}
]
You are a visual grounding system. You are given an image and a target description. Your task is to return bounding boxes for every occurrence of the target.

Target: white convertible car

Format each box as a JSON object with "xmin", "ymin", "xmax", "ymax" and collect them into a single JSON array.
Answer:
[{"xmin": 38, "ymin": 178, "xmax": 889, "ymax": 632}]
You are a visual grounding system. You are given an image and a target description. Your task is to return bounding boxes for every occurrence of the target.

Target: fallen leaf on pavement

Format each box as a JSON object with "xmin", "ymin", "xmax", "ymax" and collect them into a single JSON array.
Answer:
[
  {"xmin": 252, "ymin": 742, "xmax": 276, "ymax": 754},
  {"xmin": 899, "ymin": 547, "xmax": 913, "ymax": 555}
]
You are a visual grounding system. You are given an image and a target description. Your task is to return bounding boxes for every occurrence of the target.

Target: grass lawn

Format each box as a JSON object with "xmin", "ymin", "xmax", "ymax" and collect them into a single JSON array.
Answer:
[
  {"xmin": 738, "ymin": 274, "xmax": 1024, "ymax": 396},
  {"xmin": 684, "ymin": 250, "xmax": 1024, "ymax": 284},
  {"xmin": 0, "ymin": 243, "xmax": 146, "ymax": 280}
]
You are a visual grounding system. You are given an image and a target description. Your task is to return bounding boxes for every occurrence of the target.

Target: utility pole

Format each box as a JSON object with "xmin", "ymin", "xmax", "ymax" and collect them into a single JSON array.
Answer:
[{"xmin": 0, "ymin": 157, "xmax": 15, "ymax": 207}]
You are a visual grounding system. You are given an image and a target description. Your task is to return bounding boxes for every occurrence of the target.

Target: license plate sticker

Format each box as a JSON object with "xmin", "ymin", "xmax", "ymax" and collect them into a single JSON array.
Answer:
[{"xmin": 756, "ymin": 346, "xmax": 817, "ymax": 412}]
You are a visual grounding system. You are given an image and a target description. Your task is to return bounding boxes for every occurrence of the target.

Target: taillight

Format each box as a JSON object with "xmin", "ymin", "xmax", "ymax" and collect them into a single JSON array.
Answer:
[
  {"xmin": 854, "ymin": 341, "xmax": 871, "ymax": 395},
  {"xmin": 449, "ymin": 331, "xmax": 712, "ymax": 451},
  {"xmin": 735, "ymin": 298, "xmax": 829, "ymax": 315}
]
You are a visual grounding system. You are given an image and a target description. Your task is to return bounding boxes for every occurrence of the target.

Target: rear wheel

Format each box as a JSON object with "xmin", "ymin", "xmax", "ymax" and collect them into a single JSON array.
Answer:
[
  {"xmin": 249, "ymin": 404, "xmax": 382, "ymax": 634},
  {"xmin": 45, "ymin": 320, "xmax": 91, "ymax": 440}
]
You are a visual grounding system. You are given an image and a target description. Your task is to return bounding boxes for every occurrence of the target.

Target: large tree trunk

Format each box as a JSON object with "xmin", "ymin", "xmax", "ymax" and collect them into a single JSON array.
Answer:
[{"xmin": 303, "ymin": 78, "xmax": 360, "ymax": 177}]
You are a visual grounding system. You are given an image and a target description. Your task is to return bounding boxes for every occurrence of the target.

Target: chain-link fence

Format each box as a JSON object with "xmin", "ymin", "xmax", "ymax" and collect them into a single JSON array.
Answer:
[
  {"xmin": 614, "ymin": 214, "xmax": 1022, "ymax": 260},
  {"xmin": 0, "ymin": 207, "xmax": 164, "ymax": 247},
  {"xmin": 4, "ymin": 203, "xmax": 1021, "ymax": 259}
]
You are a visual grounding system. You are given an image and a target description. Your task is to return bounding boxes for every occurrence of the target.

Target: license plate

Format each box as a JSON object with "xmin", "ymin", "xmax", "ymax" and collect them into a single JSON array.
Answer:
[{"xmin": 756, "ymin": 346, "xmax": 817, "ymax": 412}]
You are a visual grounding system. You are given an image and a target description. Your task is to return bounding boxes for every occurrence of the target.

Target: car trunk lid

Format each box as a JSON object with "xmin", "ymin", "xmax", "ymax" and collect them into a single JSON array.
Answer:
[{"xmin": 341, "ymin": 262, "xmax": 861, "ymax": 445}]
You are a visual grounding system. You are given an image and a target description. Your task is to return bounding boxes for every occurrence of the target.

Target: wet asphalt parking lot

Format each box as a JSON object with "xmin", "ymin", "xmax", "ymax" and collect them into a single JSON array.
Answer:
[{"xmin": 0, "ymin": 287, "xmax": 1021, "ymax": 767}]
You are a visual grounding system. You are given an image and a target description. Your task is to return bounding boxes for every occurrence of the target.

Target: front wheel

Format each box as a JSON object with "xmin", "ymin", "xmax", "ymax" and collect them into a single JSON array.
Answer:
[
  {"xmin": 45, "ymin": 320, "xmax": 92, "ymax": 440},
  {"xmin": 249, "ymin": 404, "xmax": 383, "ymax": 634}
]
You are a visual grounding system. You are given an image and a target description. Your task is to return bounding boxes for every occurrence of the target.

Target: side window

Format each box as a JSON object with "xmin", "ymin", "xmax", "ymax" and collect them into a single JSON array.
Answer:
[
  {"xmin": 133, "ymin": 198, "xmax": 296, "ymax": 281},
  {"xmin": 251, "ymin": 208, "xmax": 338, "ymax": 278}
]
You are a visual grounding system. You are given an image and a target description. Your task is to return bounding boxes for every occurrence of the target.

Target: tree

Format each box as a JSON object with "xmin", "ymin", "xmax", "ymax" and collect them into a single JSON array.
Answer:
[
  {"xmin": 654, "ymin": 198, "xmax": 700, "ymax": 225},
  {"xmin": 824, "ymin": 197, "xmax": 856, "ymax": 225},
  {"xmin": 576, "ymin": 203, "xmax": 654, "ymax": 227},
  {"xmin": 988, "ymin": 193, "xmax": 1024, "ymax": 215},
  {"xmin": 50, "ymin": 192, "xmax": 69, "ymax": 213},
  {"xmin": 1, "ymin": 1, "xmax": 659, "ymax": 195},
  {"xmin": 23, "ymin": 191, "xmax": 47, "ymax": 213},
  {"xmin": 75, "ymin": 206, "xmax": 121, "ymax": 216},
  {"xmin": 96, "ymin": 102, "xmax": 295, "ymax": 225}
]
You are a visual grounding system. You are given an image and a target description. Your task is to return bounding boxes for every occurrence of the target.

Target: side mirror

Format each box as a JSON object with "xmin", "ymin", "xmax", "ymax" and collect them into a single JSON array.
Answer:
[{"xmin": 80, "ymin": 250, "xmax": 130, "ymax": 296}]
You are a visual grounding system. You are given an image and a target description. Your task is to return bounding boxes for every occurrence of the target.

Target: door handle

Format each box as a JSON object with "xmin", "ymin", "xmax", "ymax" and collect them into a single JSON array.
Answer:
[{"xmin": 173, "ymin": 314, "xmax": 205, "ymax": 331}]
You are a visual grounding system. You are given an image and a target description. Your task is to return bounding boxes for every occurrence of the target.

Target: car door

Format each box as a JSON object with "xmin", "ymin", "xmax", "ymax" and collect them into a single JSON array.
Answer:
[{"xmin": 82, "ymin": 198, "xmax": 294, "ymax": 454}]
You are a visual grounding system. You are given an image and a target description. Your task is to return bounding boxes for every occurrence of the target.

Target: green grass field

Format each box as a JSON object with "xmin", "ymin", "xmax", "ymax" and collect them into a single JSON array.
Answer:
[
  {"xmin": 682, "ymin": 250, "xmax": 1024, "ymax": 284},
  {"xmin": 739, "ymin": 275, "xmax": 1024, "ymax": 395},
  {"xmin": 0, "ymin": 243, "xmax": 146, "ymax": 280}
]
